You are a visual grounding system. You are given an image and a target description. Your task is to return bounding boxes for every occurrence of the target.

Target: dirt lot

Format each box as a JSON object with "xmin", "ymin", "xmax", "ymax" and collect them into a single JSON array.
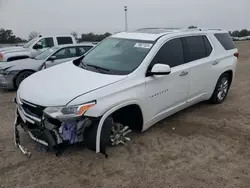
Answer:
[{"xmin": 1, "ymin": 41, "xmax": 250, "ymax": 188}]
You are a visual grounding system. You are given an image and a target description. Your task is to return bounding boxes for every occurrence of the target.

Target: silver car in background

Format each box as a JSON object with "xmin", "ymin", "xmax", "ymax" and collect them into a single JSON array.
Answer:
[{"xmin": 0, "ymin": 43, "xmax": 95, "ymax": 89}]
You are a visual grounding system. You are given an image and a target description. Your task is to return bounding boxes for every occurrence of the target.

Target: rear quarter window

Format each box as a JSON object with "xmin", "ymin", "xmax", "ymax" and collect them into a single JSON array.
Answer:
[
  {"xmin": 57, "ymin": 37, "xmax": 73, "ymax": 45},
  {"xmin": 214, "ymin": 33, "xmax": 236, "ymax": 50}
]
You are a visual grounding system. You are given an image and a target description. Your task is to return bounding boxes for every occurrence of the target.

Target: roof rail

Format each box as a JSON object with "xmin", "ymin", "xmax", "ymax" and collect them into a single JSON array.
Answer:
[
  {"xmin": 135, "ymin": 27, "xmax": 182, "ymax": 32},
  {"xmin": 136, "ymin": 27, "xmax": 181, "ymax": 30},
  {"xmin": 182, "ymin": 28, "xmax": 222, "ymax": 32},
  {"xmin": 199, "ymin": 28, "xmax": 222, "ymax": 31},
  {"xmin": 184, "ymin": 28, "xmax": 201, "ymax": 31},
  {"xmin": 132, "ymin": 27, "xmax": 223, "ymax": 34}
]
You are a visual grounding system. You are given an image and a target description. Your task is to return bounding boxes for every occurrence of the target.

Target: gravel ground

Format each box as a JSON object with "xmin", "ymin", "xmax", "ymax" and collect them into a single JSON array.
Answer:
[{"xmin": 0, "ymin": 41, "xmax": 250, "ymax": 188}]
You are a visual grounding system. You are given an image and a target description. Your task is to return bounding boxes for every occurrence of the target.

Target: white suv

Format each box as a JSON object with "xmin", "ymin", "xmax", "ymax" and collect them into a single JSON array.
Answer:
[{"xmin": 14, "ymin": 28, "xmax": 238, "ymax": 157}]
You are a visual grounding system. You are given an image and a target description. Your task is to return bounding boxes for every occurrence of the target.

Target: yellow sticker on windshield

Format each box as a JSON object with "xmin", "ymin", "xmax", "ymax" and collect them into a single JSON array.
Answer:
[{"xmin": 134, "ymin": 43, "xmax": 153, "ymax": 49}]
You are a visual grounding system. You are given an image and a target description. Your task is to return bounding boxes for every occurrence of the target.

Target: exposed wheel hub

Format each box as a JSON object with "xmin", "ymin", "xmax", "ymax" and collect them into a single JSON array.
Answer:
[
  {"xmin": 217, "ymin": 78, "xmax": 229, "ymax": 100},
  {"xmin": 110, "ymin": 123, "xmax": 131, "ymax": 146}
]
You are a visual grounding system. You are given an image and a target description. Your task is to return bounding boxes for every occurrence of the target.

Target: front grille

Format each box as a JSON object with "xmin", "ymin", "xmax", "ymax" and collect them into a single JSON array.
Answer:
[{"xmin": 21, "ymin": 99, "xmax": 45, "ymax": 119}]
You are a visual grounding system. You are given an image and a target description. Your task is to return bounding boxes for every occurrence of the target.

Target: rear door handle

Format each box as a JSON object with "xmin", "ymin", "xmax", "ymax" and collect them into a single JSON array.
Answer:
[
  {"xmin": 212, "ymin": 61, "xmax": 219, "ymax": 65},
  {"xmin": 179, "ymin": 71, "xmax": 188, "ymax": 76}
]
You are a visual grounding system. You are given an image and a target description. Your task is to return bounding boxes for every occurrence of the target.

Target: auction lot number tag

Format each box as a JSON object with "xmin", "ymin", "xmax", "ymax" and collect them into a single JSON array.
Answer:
[{"xmin": 134, "ymin": 43, "xmax": 153, "ymax": 49}]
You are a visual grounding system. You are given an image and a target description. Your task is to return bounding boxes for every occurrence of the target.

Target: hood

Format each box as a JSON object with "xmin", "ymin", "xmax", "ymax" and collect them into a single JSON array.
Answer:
[
  {"xmin": 0, "ymin": 46, "xmax": 28, "ymax": 54},
  {"xmin": 18, "ymin": 61, "xmax": 127, "ymax": 106},
  {"xmin": 0, "ymin": 58, "xmax": 44, "ymax": 71}
]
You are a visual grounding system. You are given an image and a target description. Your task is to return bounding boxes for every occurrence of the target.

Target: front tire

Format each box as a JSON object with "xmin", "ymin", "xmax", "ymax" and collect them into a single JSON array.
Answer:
[
  {"xmin": 15, "ymin": 71, "xmax": 34, "ymax": 89},
  {"xmin": 210, "ymin": 73, "xmax": 230, "ymax": 104},
  {"xmin": 85, "ymin": 117, "xmax": 131, "ymax": 156},
  {"xmin": 84, "ymin": 117, "xmax": 114, "ymax": 155}
]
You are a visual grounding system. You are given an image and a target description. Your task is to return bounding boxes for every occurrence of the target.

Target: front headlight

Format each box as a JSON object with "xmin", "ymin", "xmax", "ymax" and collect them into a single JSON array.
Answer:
[
  {"xmin": 44, "ymin": 101, "xmax": 96, "ymax": 120},
  {"xmin": 3, "ymin": 70, "xmax": 20, "ymax": 75},
  {"xmin": 0, "ymin": 66, "xmax": 18, "ymax": 75},
  {"xmin": 0, "ymin": 53, "xmax": 3, "ymax": 61}
]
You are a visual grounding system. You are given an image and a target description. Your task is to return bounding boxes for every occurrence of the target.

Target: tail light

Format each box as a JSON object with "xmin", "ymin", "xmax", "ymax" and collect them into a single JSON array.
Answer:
[
  {"xmin": 234, "ymin": 52, "xmax": 239, "ymax": 58},
  {"xmin": 0, "ymin": 53, "xmax": 3, "ymax": 60}
]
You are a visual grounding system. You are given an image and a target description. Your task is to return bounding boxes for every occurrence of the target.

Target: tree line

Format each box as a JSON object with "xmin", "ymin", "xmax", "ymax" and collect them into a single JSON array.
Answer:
[
  {"xmin": 0, "ymin": 28, "xmax": 112, "ymax": 44},
  {"xmin": 188, "ymin": 26, "xmax": 250, "ymax": 38},
  {"xmin": 229, "ymin": 29, "xmax": 250, "ymax": 38},
  {"xmin": 0, "ymin": 28, "xmax": 27, "ymax": 43},
  {"xmin": 1, "ymin": 27, "xmax": 250, "ymax": 44},
  {"xmin": 70, "ymin": 31, "xmax": 111, "ymax": 42},
  {"xmin": 28, "ymin": 31, "xmax": 112, "ymax": 42}
]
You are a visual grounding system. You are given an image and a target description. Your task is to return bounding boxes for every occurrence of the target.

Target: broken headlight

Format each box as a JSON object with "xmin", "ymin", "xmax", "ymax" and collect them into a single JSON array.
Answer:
[{"xmin": 44, "ymin": 101, "xmax": 96, "ymax": 120}]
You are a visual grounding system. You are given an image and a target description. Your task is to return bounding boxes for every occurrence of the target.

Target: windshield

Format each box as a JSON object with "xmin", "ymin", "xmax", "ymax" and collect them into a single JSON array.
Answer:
[
  {"xmin": 81, "ymin": 38, "xmax": 154, "ymax": 75},
  {"xmin": 23, "ymin": 38, "xmax": 37, "ymax": 48},
  {"xmin": 35, "ymin": 46, "xmax": 60, "ymax": 60}
]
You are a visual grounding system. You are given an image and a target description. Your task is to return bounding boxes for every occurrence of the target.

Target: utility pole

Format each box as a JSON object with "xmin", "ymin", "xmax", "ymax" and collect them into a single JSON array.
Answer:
[{"xmin": 124, "ymin": 6, "xmax": 128, "ymax": 31}]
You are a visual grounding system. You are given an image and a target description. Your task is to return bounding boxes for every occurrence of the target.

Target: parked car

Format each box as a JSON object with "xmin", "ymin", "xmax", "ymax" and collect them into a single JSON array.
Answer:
[
  {"xmin": 232, "ymin": 36, "xmax": 250, "ymax": 41},
  {"xmin": 14, "ymin": 28, "xmax": 238, "ymax": 157},
  {"xmin": 0, "ymin": 35, "xmax": 77, "ymax": 62},
  {"xmin": 0, "ymin": 43, "xmax": 95, "ymax": 89}
]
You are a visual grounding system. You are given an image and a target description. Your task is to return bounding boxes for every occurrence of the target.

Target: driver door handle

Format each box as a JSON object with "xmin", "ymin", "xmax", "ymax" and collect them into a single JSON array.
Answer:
[
  {"xmin": 179, "ymin": 71, "xmax": 188, "ymax": 76},
  {"xmin": 212, "ymin": 60, "xmax": 219, "ymax": 65}
]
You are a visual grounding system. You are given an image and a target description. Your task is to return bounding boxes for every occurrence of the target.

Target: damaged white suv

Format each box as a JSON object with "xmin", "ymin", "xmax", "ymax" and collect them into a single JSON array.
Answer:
[{"xmin": 14, "ymin": 28, "xmax": 238, "ymax": 157}]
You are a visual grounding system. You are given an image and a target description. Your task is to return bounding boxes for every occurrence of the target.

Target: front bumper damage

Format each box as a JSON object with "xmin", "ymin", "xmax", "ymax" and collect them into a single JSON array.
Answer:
[
  {"xmin": 13, "ymin": 108, "xmax": 32, "ymax": 157},
  {"xmin": 13, "ymin": 97, "xmax": 108, "ymax": 157}
]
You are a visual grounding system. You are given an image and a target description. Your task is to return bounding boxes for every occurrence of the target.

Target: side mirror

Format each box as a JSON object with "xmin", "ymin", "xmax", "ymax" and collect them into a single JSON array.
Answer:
[
  {"xmin": 33, "ymin": 43, "xmax": 43, "ymax": 50},
  {"xmin": 147, "ymin": 63, "xmax": 171, "ymax": 76},
  {"xmin": 48, "ymin": 56, "xmax": 56, "ymax": 61}
]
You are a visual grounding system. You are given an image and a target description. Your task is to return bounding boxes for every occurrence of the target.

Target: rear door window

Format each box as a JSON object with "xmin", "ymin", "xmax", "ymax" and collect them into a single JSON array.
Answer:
[
  {"xmin": 37, "ymin": 37, "xmax": 54, "ymax": 48},
  {"xmin": 57, "ymin": 37, "xmax": 73, "ymax": 45},
  {"xmin": 214, "ymin": 33, "xmax": 236, "ymax": 50},
  {"xmin": 183, "ymin": 36, "xmax": 207, "ymax": 62},
  {"xmin": 151, "ymin": 38, "xmax": 184, "ymax": 68}
]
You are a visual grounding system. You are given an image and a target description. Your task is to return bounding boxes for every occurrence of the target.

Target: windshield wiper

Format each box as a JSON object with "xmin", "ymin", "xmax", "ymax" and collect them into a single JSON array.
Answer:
[
  {"xmin": 86, "ymin": 64, "xmax": 110, "ymax": 73},
  {"xmin": 79, "ymin": 61, "xmax": 87, "ymax": 69},
  {"xmin": 78, "ymin": 61, "xmax": 111, "ymax": 74}
]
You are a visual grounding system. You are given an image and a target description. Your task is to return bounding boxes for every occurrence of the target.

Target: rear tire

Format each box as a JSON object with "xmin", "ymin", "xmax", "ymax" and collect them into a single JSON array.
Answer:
[
  {"xmin": 15, "ymin": 71, "xmax": 34, "ymax": 89},
  {"xmin": 210, "ymin": 73, "xmax": 230, "ymax": 104}
]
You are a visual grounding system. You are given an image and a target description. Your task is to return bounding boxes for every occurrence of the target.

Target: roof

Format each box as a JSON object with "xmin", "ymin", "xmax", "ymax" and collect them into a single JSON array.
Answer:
[
  {"xmin": 112, "ymin": 28, "xmax": 228, "ymax": 41},
  {"xmin": 37, "ymin": 34, "xmax": 75, "ymax": 38}
]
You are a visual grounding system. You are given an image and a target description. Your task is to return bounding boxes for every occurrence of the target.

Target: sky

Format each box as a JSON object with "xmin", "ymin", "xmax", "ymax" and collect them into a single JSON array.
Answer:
[{"xmin": 0, "ymin": 0, "xmax": 249, "ymax": 39}]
